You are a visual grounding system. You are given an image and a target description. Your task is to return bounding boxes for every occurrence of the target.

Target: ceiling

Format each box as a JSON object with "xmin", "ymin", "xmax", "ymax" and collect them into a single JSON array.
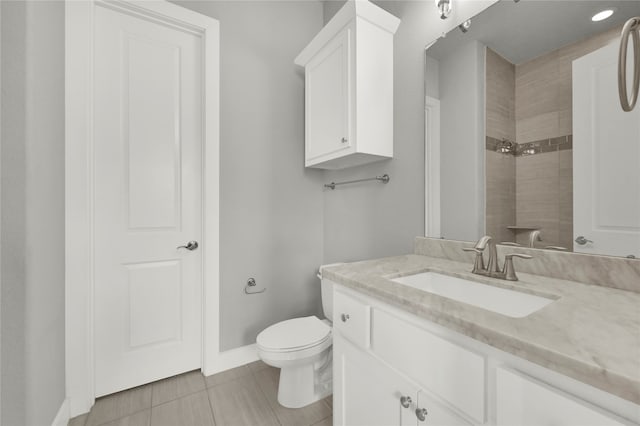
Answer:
[{"xmin": 427, "ymin": 0, "xmax": 640, "ymax": 64}]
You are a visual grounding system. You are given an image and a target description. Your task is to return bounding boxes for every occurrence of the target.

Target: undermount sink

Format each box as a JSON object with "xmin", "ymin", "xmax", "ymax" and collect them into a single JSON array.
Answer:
[{"xmin": 391, "ymin": 272, "xmax": 554, "ymax": 318}]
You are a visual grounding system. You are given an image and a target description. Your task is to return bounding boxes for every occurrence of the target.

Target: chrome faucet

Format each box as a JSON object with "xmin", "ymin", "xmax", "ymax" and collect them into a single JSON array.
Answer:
[
  {"xmin": 463, "ymin": 235, "xmax": 532, "ymax": 281},
  {"xmin": 528, "ymin": 230, "xmax": 542, "ymax": 248}
]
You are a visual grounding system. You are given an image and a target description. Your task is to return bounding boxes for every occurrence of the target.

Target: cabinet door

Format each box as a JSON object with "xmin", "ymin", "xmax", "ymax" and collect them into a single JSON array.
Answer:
[
  {"xmin": 334, "ymin": 336, "xmax": 418, "ymax": 426},
  {"xmin": 414, "ymin": 390, "xmax": 473, "ymax": 426},
  {"xmin": 496, "ymin": 367, "xmax": 628, "ymax": 426},
  {"xmin": 305, "ymin": 28, "xmax": 351, "ymax": 163}
]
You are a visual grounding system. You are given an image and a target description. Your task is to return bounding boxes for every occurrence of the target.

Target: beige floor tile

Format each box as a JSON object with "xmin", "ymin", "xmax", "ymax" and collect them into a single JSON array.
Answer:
[
  {"xmin": 254, "ymin": 367, "xmax": 332, "ymax": 426},
  {"xmin": 152, "ymin": 370, "xmax": 206, "ymax": 406},
  {"xmin": 101, "ymin": 410, "xmax": 150, "ymax": 426},
  {"xmin": 208, "ymin": 374, "xmax": 279, "ymax": 426},
  {"xmin": 68, "ymin": 413, "xmax": 88, "ymax": 426},
  {"xmin": 246, "ymin": 360, "xmax": 270, "ymax": 374},
  {"xmin": 205, "ymin": 364, "xmax": 252, "ymax": 388},
  {"xmin": 311, "ymin": 416, "xmax": 333, "ymax": 426},
  {"xmin": 323, "ymin": 395, "xmax": 333, "ymax": 410},
  {"xmin": 151, "ymin": 391, "xmax": 215, "ymax": 426},
  {"xmin": 86, "ymin": 385, "xmax": 152, "ymax": 426}
]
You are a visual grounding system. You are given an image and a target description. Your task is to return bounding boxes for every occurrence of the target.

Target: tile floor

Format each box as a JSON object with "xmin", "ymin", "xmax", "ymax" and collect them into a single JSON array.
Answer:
[{"xmin": 68, "ymin": 361, "xmax": 332, "ymax": 426}]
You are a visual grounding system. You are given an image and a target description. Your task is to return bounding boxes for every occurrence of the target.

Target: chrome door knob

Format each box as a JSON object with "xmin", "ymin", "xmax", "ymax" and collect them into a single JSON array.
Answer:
[
  {"xmin": 177, "ymin": 241, "xmax": 199, "ymax": 251},
  {"xmin": 575, "ymin": 236, "xmax": 593, "ymax": 246},
  {"xmin": 400, "ymin": 396, "xmax": 412, "ymax": 408},
  {"xmin": 415, "ymin": 407, "xmax": 428, "ymax": 421},
  {"xmin": 341, "ymin": 313, "xmax": 350, "ymax": 322}
]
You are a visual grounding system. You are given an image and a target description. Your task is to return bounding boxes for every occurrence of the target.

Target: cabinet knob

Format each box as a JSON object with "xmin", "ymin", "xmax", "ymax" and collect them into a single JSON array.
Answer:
[
  {"xmin": 341, "ymin": 313, "xmax": 350, "ymax": 322},
  {"xmin": 341, "ymin": 137, "xmax": 348, "ymax": 143},
  {"xmin": 400, "ymin": 396, "xmax": 412, "ymax": 408},
  {"xmin": 415, "ymin": 408, "xmax": 428, "ymax": 422}
]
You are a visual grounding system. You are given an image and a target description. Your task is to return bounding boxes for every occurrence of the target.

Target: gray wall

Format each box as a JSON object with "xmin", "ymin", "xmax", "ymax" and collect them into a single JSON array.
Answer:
[
  {"xmin": 438, "ymin": 40, "xmax": 486, "ymax": 242},
  {"xmin": 1, "ymin": 1, "xmax": 66, "ymax": 425},
  {"xmin": 174, "ymin": 1, "xmax": 325, "ymax": 351},
  {"xmin": 322, "ymin": 1, "xmax": 433, "ymax": 263}
]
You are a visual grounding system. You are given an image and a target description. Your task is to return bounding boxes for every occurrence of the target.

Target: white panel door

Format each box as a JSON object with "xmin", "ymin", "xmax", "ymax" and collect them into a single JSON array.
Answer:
[
  {"xmin": 93, "ymin": 4, "xmax": 202, "ymax": 396},
  {"xmin": 305, "ymin": 29, "xmax": 351, "ymax": 163},
  {"xmin": 573, "ymin": 42, "xmax": 640, "ymax": 258}
]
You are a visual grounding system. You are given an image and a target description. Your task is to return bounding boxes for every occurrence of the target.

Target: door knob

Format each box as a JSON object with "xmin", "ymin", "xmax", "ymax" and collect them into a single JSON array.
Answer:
[
  {"xmin": 400, "ymin": 396, "xmax": 412, "ymax": 408},
  {"xmin": 575, "ymin": 236, "xmax": 593, "ymax": 246},
  {"xmin": 415, "ymin": 407, "xmax": 428, "ymax": 422},
  {"xmin": 177, "ymin": 241, "xmax": 199, "ymax": 251}
]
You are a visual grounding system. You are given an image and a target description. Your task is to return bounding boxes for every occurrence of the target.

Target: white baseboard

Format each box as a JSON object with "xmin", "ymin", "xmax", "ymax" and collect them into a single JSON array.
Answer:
[
  {"xmin": 203, "ymin": 344, "xmax": 259, "ymax": 377},
  {"xmin": 52, "ymin": 398, "xmax": 70, "ymax": 426}
]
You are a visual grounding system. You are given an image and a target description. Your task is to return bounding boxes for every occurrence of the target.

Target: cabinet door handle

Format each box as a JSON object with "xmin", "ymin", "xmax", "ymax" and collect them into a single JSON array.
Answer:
[
  {"xmin": 415, "ymin": 407, "xmax": 428, "ymax": 422},
  {"xmin": 400, "ymin": 396, "xmax": 412, "ymax": 408},
  {"xmin": 341, "ymin": 313, "xmax": 350, "ymax": 322}
]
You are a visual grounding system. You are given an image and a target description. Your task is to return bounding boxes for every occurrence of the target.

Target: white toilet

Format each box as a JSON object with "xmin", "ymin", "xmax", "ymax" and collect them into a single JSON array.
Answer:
[{"xmin": 256, "ymin": 268, "xmax": 335, "ymax": 408}]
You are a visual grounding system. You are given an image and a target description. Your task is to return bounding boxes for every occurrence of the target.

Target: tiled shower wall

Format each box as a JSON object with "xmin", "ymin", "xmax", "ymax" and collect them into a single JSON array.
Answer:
[
  {"xmin": 485, "ymin": 49, "xmax": 516, "ymax": 245},
  {"xmin": 485, "ymin": 26, "xmax": 621, "ymax": 249}
]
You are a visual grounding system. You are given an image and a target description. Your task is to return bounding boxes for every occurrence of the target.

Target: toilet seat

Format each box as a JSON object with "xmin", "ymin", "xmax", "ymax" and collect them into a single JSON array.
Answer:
[{"xmin": 257, "ymin": 316, "xmax": 331, "ymax": 353}]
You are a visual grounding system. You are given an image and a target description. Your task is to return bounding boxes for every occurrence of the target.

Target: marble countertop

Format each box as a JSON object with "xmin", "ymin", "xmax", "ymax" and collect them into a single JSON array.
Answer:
[{"xmin": 323, "ymin": 254, "xmax": 640, "ymax": 405}]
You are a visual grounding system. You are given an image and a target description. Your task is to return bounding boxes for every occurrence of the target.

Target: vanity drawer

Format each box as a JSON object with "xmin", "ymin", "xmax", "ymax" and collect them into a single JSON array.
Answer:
[
  {"xmin": 371, "ymin": 308, "xmax": 486, "ymax": 423},
  {"xmin": 496, "ymin": 367, "xmax": 628, "ymax": 426},
  {"xmin": 334, "ymin": 290, "xmax": 371, "ymax": 349}
]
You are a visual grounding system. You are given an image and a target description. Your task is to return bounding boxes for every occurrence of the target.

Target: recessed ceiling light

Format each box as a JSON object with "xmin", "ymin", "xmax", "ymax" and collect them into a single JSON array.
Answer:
[{"xmin": 592, "ymin": 9, "xmax": 615, "ymax": 22}]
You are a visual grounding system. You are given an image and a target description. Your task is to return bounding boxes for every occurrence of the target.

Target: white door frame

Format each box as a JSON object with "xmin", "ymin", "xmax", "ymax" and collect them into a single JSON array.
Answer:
[
  {"xmin": 65, "ymin": 0, "xmax": 220, "ymax": 416},
  {"xmin": 425, "ymin": 95, "xmax": 441, "ymax": 238}
]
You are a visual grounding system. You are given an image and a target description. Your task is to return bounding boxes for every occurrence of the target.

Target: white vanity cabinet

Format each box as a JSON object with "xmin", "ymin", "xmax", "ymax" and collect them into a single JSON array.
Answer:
[
  {"xmin": 294, "ymin": 1, "xmax": 400, "ymax": 170},
  {"xmin": 332, "ymin": 284, "xmax": 639, "ymax": 426}
]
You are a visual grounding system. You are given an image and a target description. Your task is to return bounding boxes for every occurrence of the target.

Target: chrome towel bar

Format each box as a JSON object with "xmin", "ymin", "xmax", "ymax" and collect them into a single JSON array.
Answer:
[
  {"xmin": 618, "ymin": 17, "xmax": 640, "ymax": 112},
  {"xmin": 324, "ymin": 174, "xmax": 390, "ymax": 190}
]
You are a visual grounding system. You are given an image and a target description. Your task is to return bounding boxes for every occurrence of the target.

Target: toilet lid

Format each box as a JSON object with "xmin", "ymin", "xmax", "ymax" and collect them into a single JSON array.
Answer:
[{"xmin": 257, "ymin": 316, "xmax": 331, "ymax": 352}]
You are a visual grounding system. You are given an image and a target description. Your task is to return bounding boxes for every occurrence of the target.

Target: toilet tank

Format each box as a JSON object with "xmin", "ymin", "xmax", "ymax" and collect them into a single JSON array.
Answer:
[
  {"xmin": 320, "ymin": 278, "xmax": 333, "ymax": 321},
  {"xmin": 319, "ymin": 263, "xmax": 342, "ymax": 321}
]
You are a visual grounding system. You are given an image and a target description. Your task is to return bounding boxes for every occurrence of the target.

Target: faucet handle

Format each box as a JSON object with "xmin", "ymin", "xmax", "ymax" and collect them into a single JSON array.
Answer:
[
  {"xmin": 463, "ymin": 247, "xmax": 485, "ymax": 274},
  {"xmin": 463, "ymin": 247, "xmax": 484, "ymax": 253},
  {"xmin": 544, "ymin": 246, "xmax": 568, "ymax": 251},
  {"xmin": 503, "ymin": 253, "xmax": 533, "ymax": 281}
]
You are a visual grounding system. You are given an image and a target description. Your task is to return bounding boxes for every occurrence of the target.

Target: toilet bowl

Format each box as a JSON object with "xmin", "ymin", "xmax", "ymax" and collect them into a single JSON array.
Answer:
[{"xmin": 256, "ymin": 265, "xmax": 337, "ymax": 408}]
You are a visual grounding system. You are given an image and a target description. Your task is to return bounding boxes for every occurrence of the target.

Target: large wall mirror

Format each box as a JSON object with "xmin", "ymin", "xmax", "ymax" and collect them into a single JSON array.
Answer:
[{"xmin": 425, "ymin": 0, "xmax": 640, "ymax": 258}]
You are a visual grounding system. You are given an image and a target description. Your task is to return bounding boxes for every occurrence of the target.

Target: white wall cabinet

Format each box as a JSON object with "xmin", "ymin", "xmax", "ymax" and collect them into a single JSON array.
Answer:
[
  {"xmin": 294, "ymin": 1, "xmax": 400, "ymax": 169},
  {"xmin": 332, "ymin": 283, "xmax": 640, "ymax": 426}
]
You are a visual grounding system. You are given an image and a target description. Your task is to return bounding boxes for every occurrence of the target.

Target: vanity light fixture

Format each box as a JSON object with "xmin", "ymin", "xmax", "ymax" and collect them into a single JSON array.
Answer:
[
  {"xmin": 435, "ymin": 0, "xmax": 452, "ymax": 20},
  {"xmin": 592, "ymin": 9, "xmax": 615, "ymax": 22}
]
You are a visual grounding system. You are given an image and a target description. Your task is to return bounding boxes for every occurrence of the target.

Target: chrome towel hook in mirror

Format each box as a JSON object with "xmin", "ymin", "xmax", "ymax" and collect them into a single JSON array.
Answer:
[{"xmin": 618, "ymin": 17, "xmax": 640, "ymax": 112}]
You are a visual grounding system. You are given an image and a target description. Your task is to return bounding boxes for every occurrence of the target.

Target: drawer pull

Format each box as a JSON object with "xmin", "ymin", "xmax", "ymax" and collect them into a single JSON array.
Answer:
[
  {"xmin": 416, "ymin": 407, "xmax": 428, "ymax": 422},
  {"xmin": 341, "ymin": 313, "xmax": 350, "ymax": 322},
  {"xmin": 400, "ymin": 396, "xmax": 412, "ymax": 408}
]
